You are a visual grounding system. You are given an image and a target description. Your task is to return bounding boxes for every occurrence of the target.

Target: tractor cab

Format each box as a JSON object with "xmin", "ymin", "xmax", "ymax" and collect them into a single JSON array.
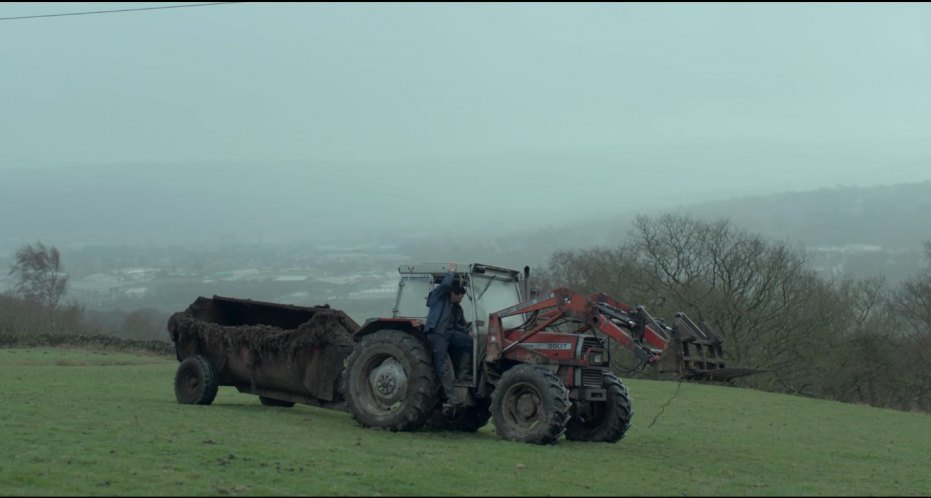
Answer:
[
  {"xmin": 391, "ymin": 263, "xmax": 526, "ymax": 385},
  {"xmin": 392, "ymin": 262, "xmax": 526, "ymax": 335}
]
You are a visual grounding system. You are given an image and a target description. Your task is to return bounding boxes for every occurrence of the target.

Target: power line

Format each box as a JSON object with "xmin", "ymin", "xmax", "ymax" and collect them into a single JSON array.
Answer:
[{"xmin": 0, "ymin": 2, "xmax": 242, "ymax": 21}]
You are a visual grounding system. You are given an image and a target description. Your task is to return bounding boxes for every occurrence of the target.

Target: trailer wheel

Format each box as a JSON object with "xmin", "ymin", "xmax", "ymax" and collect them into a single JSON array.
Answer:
[
  {"xmin": 565, "ymin": 372, "xmax": 633, "ymax": 443},
  {"xmin": 425, "ymin": 397, "xmax": 491, "ymax": 432},
  {"xmin": 259, "ymin": 396, "xmax": 295, "ymax": 408},
  {"xmin": 174, "ymin": 354, "xmax": 219, "ymax": 405},
  {"xmin": 341, "ymin": 330, "xmax": 437, "ymax": 432},
  {"xmin": 491, "ymin": 365, "xmax": 570, "ymax": 444}
]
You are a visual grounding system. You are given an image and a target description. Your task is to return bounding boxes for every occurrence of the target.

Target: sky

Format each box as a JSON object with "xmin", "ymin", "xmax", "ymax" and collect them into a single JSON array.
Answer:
[{"xmin": 1, "ymin": 2, "xmax": 930, "ymax": 244}]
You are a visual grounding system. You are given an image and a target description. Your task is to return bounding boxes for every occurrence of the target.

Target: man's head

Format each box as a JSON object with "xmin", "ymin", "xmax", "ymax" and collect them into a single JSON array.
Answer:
[{"xmin": 450, "ymin": 281, "xmax": 466, "ymax": 304}]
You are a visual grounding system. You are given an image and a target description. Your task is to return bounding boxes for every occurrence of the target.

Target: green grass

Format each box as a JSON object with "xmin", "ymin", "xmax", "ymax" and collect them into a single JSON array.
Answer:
[{"xmin": 2, "ymin": 347, "xmax": 930, "ymax": 496}]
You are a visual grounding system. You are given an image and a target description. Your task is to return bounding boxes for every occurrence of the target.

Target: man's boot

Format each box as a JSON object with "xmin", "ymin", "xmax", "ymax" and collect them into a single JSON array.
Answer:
[
  {"xmin": 441, "ymin": 365, "xmax": 465, "ymax": 407},
  {"xmin": 456, "ymin": 352, "xmax": 473, "ymax": 382}
]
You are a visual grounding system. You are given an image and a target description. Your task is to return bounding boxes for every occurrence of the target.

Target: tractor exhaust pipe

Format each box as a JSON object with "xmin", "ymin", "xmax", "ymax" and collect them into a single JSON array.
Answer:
[{"xmin": 523, "ymin": 266, "xmax": 530, "ymax": 300}]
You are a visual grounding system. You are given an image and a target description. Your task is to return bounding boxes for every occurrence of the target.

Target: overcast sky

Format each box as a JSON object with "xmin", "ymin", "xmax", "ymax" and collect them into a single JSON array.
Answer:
[{"xmin": 1, "ymin": 2, "xmax": 930, "ymax": 243}]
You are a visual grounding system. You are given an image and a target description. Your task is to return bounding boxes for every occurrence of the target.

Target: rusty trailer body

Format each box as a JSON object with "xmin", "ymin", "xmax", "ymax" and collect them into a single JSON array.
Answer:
[{"xmin": 167, "ymin": 295, "xmax": 359, "ymax": 409}]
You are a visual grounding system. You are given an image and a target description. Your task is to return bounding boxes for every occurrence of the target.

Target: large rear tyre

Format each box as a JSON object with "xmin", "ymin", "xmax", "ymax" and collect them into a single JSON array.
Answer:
[
  {"xmin": 341, "ymin": 330, "xmax": 438, "ymax": 432},
  {"xmin": 491, "ymin": 365, "xmax": 570, "ymax": 444},
  {"xmin": 425, "ymin": 397, "xmax": 491, "ymax": 432},
  {"xmin": 259, "ymin": 396, "xmax": 295, "ymax": 408},
  {"xmin": 174, "ymin": 354, "xmax": 219, "ymax": 405},
  {"xmin": 565, "ymin": 372, "xmax": 633, "ymax": 442}
]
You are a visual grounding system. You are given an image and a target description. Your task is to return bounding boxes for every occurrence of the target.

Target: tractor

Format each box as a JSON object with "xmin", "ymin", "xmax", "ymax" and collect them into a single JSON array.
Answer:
[{"xmin": 339, "ymin": 262, "xmax": 752, "ymax": 444}]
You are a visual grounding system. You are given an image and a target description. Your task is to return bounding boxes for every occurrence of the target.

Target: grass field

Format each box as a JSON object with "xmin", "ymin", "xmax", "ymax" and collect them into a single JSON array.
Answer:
[{"xmin": 2, "ymin": 347, "xmax": 930, "ymax": 496}]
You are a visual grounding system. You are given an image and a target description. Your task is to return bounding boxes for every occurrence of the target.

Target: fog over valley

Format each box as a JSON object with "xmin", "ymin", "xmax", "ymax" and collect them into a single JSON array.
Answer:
[{"xmin": 2, "ymin": 2, "xmax": 930, "ymax": 321}]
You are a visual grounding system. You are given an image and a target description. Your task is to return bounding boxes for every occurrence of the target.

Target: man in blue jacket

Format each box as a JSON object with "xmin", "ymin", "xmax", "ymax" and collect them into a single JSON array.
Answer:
[{"xmin": 425, "ymin": 263, "xmax": 472, "ymax": 407}]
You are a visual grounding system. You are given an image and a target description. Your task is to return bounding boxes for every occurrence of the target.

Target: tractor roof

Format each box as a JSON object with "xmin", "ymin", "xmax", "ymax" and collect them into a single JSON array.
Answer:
[{"xmin": 398, "ymin": 263, "xmax": 521, "ymax": 279}]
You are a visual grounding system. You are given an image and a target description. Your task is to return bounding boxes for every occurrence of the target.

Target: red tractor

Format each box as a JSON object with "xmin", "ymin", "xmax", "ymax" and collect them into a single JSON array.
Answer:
[{"xmin": 340, "ymin": 263, "xmax": 754, "ymax": 444}]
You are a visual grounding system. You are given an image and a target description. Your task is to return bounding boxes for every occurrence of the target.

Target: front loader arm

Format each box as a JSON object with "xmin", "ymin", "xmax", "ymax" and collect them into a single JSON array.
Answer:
[
  {"xmin": 587, "ymin": 312, "xmax": 657, "ymax": 364},
  {"xmin": 487, "ymin": 288, "xmax": 657, "ymax": 364},
  {"xmin": 487, "ymin": 287, "xmax": 762, "ymax": 381},
  {"xmin": 589, "ymin": 293, "xmax": 671, "ymax": 351},
  {"xmin": 485, "ymin": 288, "xmax": 578, "ymax": 360}
]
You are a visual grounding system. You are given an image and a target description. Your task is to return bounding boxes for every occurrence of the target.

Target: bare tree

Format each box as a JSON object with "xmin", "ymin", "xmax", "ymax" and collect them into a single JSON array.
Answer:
[
  {"xmin": 886, "ymin": 241, "xmax": 931, "ymax": 410},
  {"xmin": 8, "ymin": 242, "xmax": 69, "ymax": 310},
  {"xmin": 621, "ymin": 214, "xmax": 835, "ymax": 389},
  {"xmin": 543, "ymin": 214, "xmax": 838, "ymax": 392},
  {"xmin": 542, "ymin": 217, "xmax": 931, "ymax": 412}
]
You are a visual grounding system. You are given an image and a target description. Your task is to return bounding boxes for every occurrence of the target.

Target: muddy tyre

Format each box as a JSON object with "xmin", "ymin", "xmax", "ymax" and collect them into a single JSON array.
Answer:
[
  {"xmin": 491, "ymin": 365, "xmax": 570, "ymax": 444},
  {"xmin": 565, "ymin": 372, "xmax": 633, "ymax": 443},
  {"xmin": 341, "ymin": 330, "xmax": 438, "ymax": 432},
  {"xmin": 174, "ymin": 354, "xmax": 219, "ymax": 405},
  {"xmin": 259, "ymin": 396, "xmax": 295, "ymax": 408},
  {"xmin": 425, "ymin": 397, "xmax": 491, "ymax": 432}
]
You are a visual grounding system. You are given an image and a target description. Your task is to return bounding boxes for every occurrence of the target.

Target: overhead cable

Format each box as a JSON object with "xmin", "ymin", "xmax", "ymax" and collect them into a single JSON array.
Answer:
[{"xmin": 0, "ymin": 2, "xmax": 242, "ymax": 22}]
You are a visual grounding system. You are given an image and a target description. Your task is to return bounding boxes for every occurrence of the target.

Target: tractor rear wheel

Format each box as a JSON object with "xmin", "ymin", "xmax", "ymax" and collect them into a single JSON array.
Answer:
[
  {"xmin": 341, "ymin": 330, "xmax": 438, "ymax": 432},
  {"xmin": 174, "ymin": 354, "xmax": 219, "ymax": 405},
  {"xmin": 491, "ymin": 365, "xmax": 570, "ymax": 444},
  {"xmin": 259, "ymin": 396, "xmax": 295, "ymax": 408},
  {"xmin": 565, "ymin": 372, "xmax": 632, "ymax": 442}
]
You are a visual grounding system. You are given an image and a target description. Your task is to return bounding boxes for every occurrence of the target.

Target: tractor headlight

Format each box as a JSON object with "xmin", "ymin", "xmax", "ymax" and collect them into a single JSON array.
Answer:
[{"xmin": 590, "ymin": 352, "xmax": 604, "ymax": 365}]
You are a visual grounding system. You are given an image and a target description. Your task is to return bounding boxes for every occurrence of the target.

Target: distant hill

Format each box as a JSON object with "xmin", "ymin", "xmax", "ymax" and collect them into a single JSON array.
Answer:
[
  {"xmin": 455, "ymin": 181, "xmax": 931, "ymax": 283},
  {"xmin": 1, "ymin": 161, "xmax": 927, "ymax": 283},
  {"xmin": 2, "ymin": 161, "xmax": 926, "ymax": 252},
  {"xmin": 679, "ymin": 181, "xmax": 931, "ymax": 249},
  {"xmin": 488, "ymin": 180, "xmax": 931, "ymax": 262}
]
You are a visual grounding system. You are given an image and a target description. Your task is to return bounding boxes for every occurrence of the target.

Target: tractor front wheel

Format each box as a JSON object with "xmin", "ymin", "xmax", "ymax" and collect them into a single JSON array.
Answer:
[
  {"xmin": 491, "ymin": 365, "xmax": 570, "ymax": 444},
  {"xmin": 565, "ymin": 372, "xmax": 632, "ymax": 442}
]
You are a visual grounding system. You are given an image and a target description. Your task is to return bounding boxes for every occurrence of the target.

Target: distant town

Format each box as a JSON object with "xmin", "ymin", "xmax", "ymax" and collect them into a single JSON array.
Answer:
[
  {"xmin": 2, "ymin": 237, "xmax": 923, "ymax": 328},
  {"xmin": 0, "ymin": 240, "xmax": 416, "ymax": 325}
]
